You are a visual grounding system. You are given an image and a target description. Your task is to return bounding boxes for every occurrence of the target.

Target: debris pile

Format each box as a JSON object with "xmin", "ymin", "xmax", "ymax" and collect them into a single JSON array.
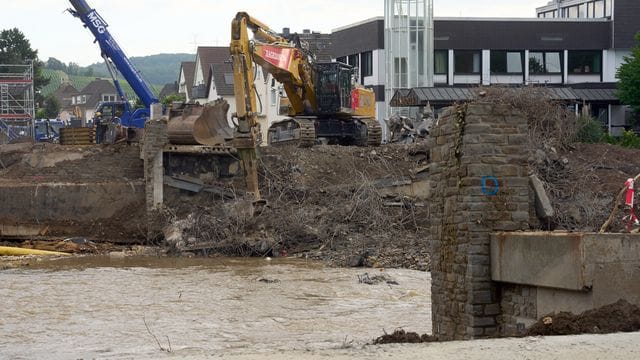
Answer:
[
  {"xmin": 161, "ymin": 143, "xmax": 432, "ymax": 269},
  {"xmin": 477, "ymin": 87, "xmax": 640, "ymax": 232},
  {"xmin": 526, "ymin": 299, "xmax": 640, "ymax": 336},
  {"xmin": 372, "ymin": 329, "xmax": 437, "ymax": 344}
]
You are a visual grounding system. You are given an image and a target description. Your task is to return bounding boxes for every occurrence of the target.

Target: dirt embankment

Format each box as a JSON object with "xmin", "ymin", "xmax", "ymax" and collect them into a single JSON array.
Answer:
[{"xmin": 0, "ymin": 142, "xmax": 143, "ymax": 184}]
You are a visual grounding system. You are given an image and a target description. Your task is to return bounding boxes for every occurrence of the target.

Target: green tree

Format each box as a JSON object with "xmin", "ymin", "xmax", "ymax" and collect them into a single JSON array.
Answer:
[
  {"xmin": 46, "ymin": 57, "xmax": 67, "ymax": 72},
  {"xmin": 67, "ymin": 62, "xmax": 80, "ymax": 76},
  {"xmin": 617, "ymin": 33, "xmax": 640, "ymax": 114},
  {"xmin": 161, "ymin": 93, "xmax": 185, "ymax": 107},
  {"xmin": 0, "ymin": 28, "xmax": 49, "ymax": 93},
  {"xmin": 43, "ymin": 95, "xmax": 60, "ymax": 119}
]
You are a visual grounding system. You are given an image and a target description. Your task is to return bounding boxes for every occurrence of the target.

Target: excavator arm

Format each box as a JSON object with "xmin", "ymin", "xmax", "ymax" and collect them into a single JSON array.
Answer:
[
  {"xmin": 231, "ymin": 12, "xmax": 317, "ymax": 119},
  {"xmin": 229, "ymin": 12, "xmax": 319, "ymax": 204}
]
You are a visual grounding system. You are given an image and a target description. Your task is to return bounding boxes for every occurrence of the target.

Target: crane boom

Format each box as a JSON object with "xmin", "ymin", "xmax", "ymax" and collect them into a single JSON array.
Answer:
[{"xmin": 68, "ymin": 0, "xmax": 159, "ymax": 128}]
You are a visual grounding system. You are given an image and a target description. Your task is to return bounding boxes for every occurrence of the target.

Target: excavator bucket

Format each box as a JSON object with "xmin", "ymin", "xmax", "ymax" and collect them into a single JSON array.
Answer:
[{"xmin": 167, "ymin": 99, "xmax": 234, "ymax": 146}]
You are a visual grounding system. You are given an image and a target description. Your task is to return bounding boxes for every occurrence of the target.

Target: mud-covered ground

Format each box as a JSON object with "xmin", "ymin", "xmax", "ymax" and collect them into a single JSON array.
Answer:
[{"xmin": 2, "ymin": 135, "xmax": 640, "ymax": 270}]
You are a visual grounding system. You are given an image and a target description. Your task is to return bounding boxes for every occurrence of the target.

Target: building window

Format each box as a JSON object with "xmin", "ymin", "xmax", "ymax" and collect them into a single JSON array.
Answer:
[
  {"xmin": 271, "ymin": 88, "xmax": 277, "ymax": 107},
  {"xmin": 566, "ymin": 6, "xmax": 578, "ymax": 18},
  {"xmin": 605, "ymin": 0, "xmax": 612, "ymax": 17},
  {"xmin": 336, "ymin": 56, "xmax": 347, "ymax": 64},
  {"xmin": 529, "ymin": 51, "xmax": 562, "ymax": 74},
  {"xmin": 348, "ymin": 54, "xmax": 359, "ymax": 69},
  {"xmin": 224, "ymin": 73, "xmax": 234, "ymax": 85},
  {"xmin": 394, "ymin": 57, "xmax": 408, "ymax": 88},
  {"xmin": 361, "ymin": 51, "xmax": 373, "ymax": 79},
  {"xmin": 578, "ymin": 3, "xmax": 587, "ymax": 18},
  {"xmin": 434, "ymin": 50, "xmax": 448, "ymax": 75},
  {"xmin": 594, "ymin": 0, "xmax": 604, "ymax": 18},
  {"xmin": 491, "ymin": 51, "xmax": 523, "ymax": 74},
  {"xmin": 102, "ymin": 94, "xmax": 116, "ymax": 102},
  {"xmin": 568, "ymin": 51, "xmax": 602, "ymax": 74},
  {"xmin": 454, "ymin": 51, "xmax": 481, "ymax": 74}
]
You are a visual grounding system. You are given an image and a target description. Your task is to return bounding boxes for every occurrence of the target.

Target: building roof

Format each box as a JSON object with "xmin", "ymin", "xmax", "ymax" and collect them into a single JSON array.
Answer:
[
  {"xmin": 159, "ymin": 82, "xmax": 178, "ymax": 99},
  {"xmin": 179, "ymin": 61, "xmax": 196, "ymax": 98},
  {"xmin": 195, "ymin": 46, "xmax": 231, "ymax": 97},
  {"xmin": 571, "ymin": 88, "xmax": 619, "ymax": 102},
  {"xmin": 390, "ymin": 87, "xmax": 476, "ymax": 106},
  {"xmin": 332, "ymin": 18, "xmax": 384, "ymax": 58},
  {"xmin": 390, "ymin": 85, "xmax": 619, "ymax": 107},
  {"xmin": 209, "ymin": 63, "xmax": 235, "ymax": 96},
  {"xmin": 80, "ymin": 79, "xmax": 117, "ymax": 107},
  {"xmin": 52, "ymin": 83, "xmax": 79, "ymax": 108}
]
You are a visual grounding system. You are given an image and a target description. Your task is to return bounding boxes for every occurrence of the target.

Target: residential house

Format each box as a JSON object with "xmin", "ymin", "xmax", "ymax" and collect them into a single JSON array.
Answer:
[
  {"xmin": 159, "ymin": 81, "xmax": 179, "ymax": 100},
  {"xmin": 187, "ymin": 46, "xmax": 286, "ymax": 142},
  {"xmin": 177, "ymin": 61, "xmax": 195, "ymax": 101},
  {"xmin": 71, "ymin": 78, "xmax": 119, "ymax": 122},
  {"xmin": 51, "ymin": 83, "xmax": 79, "ymax": 122},
  {"xmin": 192, "ymin": 47, "xmax": 230, "ymax": 104}
]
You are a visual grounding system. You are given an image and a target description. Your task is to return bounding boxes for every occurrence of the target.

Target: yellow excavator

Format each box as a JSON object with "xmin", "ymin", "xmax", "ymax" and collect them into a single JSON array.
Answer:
[{"xmin": 230, "ymin": 12, "xmax": 382, "ymax": 148}]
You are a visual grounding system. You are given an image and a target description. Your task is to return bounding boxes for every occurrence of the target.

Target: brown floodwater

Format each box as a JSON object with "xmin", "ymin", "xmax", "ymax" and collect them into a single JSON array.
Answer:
[{"xmin": 0, "ymin": 256, "xmax": 431, "ymax": 359}]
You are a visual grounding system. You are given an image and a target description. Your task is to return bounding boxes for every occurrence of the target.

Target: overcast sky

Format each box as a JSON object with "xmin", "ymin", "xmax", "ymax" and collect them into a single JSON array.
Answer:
[{"xmin": 3, "ymin": 0, "xmax": 546, "ymax": 66}]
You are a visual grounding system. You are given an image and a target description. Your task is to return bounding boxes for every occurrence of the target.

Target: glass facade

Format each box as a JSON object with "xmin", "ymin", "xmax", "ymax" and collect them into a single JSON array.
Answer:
[
  {"xmin": 537, "ymin": 0, "xmax": 611, "ymax": 19},
  {"xmin": 384, "ymin": 0, "xmax": 434, "ymax": 117}
]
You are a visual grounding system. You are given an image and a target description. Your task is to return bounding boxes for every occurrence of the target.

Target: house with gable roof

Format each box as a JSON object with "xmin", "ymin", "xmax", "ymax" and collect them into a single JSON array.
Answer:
[
  {"xmin": 70, "ymin": 78, "xmax": 119, "ymax": 122},
  {"xmin": 178, "ymin": 61, "xmax": 195, "ymax": 102}
]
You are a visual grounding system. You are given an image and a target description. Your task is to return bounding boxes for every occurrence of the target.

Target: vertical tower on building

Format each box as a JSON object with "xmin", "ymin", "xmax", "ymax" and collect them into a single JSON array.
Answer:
[{"xmin": 384, "ymin": 0, "xmax": 434, "ymax": 117}]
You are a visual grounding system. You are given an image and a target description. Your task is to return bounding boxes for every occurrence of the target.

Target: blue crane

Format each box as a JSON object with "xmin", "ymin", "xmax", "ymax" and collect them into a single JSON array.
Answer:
[{"xmin": 68, "ymin": 0, "xmax": 159, "ymax": 129}]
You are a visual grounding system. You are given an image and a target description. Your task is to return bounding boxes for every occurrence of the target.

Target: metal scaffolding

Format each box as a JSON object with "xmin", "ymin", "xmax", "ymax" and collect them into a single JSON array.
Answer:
[
  {"xmin": 384, "ymin": 0, "xmax": 434, "ymax": 118},
  {"xmin": 0, "ymin": 62, "xmax": 35, "ymax": 143}
]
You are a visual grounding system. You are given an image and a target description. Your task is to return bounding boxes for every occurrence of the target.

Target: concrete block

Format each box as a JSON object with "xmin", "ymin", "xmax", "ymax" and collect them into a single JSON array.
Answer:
[
  {"xmin": 529, "ymin": 174, "xmax": 555, "ymax": 219},
  {"xmin": 491, "ymin": 232, "xmax": 587, "ymax": 290}
]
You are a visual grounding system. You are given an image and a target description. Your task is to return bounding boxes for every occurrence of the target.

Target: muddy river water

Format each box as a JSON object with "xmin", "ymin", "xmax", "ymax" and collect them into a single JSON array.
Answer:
[{"xmin": 0, "ymin": 256, "xmax": 431, "ymax": 359}]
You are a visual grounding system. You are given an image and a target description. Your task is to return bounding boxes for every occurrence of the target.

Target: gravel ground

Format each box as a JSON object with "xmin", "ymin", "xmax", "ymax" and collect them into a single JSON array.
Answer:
[{"xmin": 208, "ymin": 332, "xmax": 640, "ymax": 360}]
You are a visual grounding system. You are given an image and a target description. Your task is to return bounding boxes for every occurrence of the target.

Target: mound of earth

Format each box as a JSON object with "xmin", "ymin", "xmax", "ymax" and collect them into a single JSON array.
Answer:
[
  {"xmin": 526, "ymin": 300, "xmax": 640, "ymax": 336},
  {"xmin": 372, "ymin": 329, "xmax": 437, "ymax": 344}
]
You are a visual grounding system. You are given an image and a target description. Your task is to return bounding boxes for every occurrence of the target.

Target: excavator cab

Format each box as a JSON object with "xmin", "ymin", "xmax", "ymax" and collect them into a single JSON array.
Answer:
[{"xmin": 314, "ymin": 62, "xmax": 354, "ymax": 116}]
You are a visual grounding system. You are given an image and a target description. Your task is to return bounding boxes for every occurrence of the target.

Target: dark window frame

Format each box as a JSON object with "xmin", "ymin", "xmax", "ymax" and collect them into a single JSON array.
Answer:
[
  {"xmin": 568, "ymin": 50, "xmax": 602, "ymax": 75},
  {"xmin": 490, "ymin": 50, "xmax": 524, "ymax": 75},
  {"xmin": 434, "ymin": 50, "xmax": 448, "ymax": 75},
  {"xmin": 361, "ymin": 51, "xmax": 373, "ymax": 79},
  {"xmin": 454, "ymin": 50, "xmax": 481, "ymax": 75},
  {"xmin": 528, "ymin": 51, "xmax": 563, "ymax": 75}
]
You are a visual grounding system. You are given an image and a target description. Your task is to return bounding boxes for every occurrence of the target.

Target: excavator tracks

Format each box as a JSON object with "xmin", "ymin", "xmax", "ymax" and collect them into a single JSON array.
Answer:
[
  {"xmin": 268, "ymin": 118, "xmax": 316, "ymax": 148},
  {"xmin": 361, "ymin": 118, "xmax": 382, "ymax": 147}
]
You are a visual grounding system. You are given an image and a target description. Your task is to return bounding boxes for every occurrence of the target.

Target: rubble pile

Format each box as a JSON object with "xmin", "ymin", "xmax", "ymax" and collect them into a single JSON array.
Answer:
[
  {"xmin": 162, "ymin": 143, "xmax": 433, "ymax": 269},
  {"xmin": 477, "ymin": 87, "xmax": 640, "ymax": 232}
]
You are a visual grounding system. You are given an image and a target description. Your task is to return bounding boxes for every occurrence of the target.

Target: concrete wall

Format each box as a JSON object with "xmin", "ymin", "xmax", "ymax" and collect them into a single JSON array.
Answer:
[
  {"xmin": 428, "ymin": 102, "xmax": 530, "ymax": 340},
  {"xmin": 492, "ymin": 232, "xmax": 640, "ymax": 335},
  {"xmin": 0, "ymin": 182, "xmax": 145, "ymax": 241}
]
